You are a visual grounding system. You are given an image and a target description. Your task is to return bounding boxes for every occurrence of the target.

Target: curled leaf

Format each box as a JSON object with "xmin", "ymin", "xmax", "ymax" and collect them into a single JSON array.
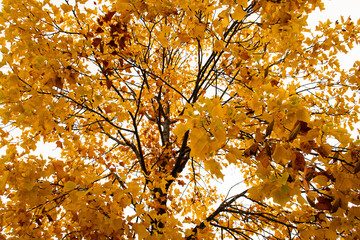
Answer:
[
  {"xmin": 265, "ymin": 119, "xmax": 274, "ymax": 137},
  {"xmin": 288, "ymin": 122, "xmax": 301, "ymax": 142}
]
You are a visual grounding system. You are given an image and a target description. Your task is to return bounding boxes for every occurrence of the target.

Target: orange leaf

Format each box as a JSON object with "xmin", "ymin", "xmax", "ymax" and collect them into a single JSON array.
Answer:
[{"xmin": 56, "ymin": 141, "xmax": 63, "ymax": 149}]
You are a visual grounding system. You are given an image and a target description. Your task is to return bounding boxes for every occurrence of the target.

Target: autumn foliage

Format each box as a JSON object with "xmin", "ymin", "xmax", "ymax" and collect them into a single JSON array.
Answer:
[{"xmin": 1, "ymin": 0, "xmax": 360, "ymax": 239}]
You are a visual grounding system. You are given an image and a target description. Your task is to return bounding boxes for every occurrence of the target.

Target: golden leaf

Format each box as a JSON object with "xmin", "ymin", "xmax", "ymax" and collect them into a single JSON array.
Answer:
[
  {"xmin": 317, "ymin": 143, "xmax": 332, "ymax": 157},
  {"xmin": 272, "ymin": 143, "xmax": 290, "ymax": 166},
  {"xmin": 233, "ymin": 7, "xmax": 246, "ymax": 21},
  {"xmin": 0, "ymin": 171, "xmax": 9, "ymax": 194}
]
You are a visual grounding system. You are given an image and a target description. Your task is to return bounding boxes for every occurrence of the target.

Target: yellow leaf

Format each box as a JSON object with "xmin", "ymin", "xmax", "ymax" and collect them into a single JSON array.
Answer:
[
  {"xmin": 133, "ymin": 223, "xmax": 149, "ymax": 239},
  {"xmin": 317, "ymin": 143, "xmax": 332, "ymax": 157},
  {"xmin": 214, "ymin": 39, "xmax": 224, "ymax": 52},
  {"xmin": 173, "ymin": 123, "xmax": 189, "ymax": 139},
  {"xmin": 189, "ymin": 128, "xmax": 210, "ymax": 159},
  {"xmin": 64, "ymin": 181, "xmax": 76, "ymax": 191},
  {"xmin": 211, "ymin": 125, "xmax": 226, "ymax": 149},
  {"xmin": 158, "ymin": 32, "xmax": 169, "ymax": 48},
  {"xmin": 225, "ymin": 152, "xmax": 237, "ymax": 164},
  {"xmin": 0, "ymin": 171, "xmax": 9, "ymax": 194},
  {"xmin": 313, "ymin": 175, "xmax": 328, "ymax": 186},
  {"xmin": 60, "ymin": 4, "xmax": 73, "ymax": 13},
  {"xmin": 238, "ymin": 0, "xmax": 248, "ymax": 8},
  {"xmin": 272, "ymin": 185, "xmax": 290, "ymax": 207},
  {"xmin": 296, "ymin": 107, "xmax": 310, "ymax": 122},
  {"xmin": 272, "ymin": 143, "xmax": 290, "ymax": 166},
  {"xmin": 233, "ymin": 5, "xmax": 247, "ymax": 21},
  {"xmin": 204, "ymin": 158, "xmax": 224, "ymax": 180},
  {"xmin": 278, "ymin": 172, "xmax": 289, "ymax": 185}
]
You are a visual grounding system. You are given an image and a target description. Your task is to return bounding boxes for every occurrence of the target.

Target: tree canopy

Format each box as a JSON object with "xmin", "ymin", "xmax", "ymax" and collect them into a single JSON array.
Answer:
[{"xmin": 0, "ymin": 0, "xmax": 360, "ymax": 239}]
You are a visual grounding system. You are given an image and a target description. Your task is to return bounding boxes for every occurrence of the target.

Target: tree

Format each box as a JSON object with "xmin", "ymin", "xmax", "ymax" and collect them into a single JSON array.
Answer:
[{"xmin": 0, "ymin": 0, "xmax": 360, "ymax": 238}]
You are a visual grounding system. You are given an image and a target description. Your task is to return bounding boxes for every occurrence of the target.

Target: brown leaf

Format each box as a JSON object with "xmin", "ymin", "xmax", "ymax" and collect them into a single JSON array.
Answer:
[
  {"xmin": 117, "ymin": 35, "xmax": 130, "ymax": 50},
  {"xmin": 92, "ymin": 38, "xmax": 102, "ymax": 48},
  {"xmin": 315, "ymin": 170, "xmax": 335, "ymax": 182},
  {"xmin": 106, "ymin": 79, "xmax": 112, "ymax": 89},
  {"xmin": 35, "ymin": 215, "xmax": 43, "ymax": 225},
  {"xmin": 68, "ymin": 72, "xmax": 78, "ymax": 85},
  {"xmin": 265, "ymin": 141, "xmax": 272, "ymax": 157},
  {"xmin": 355, "ymin": 161, "xmax": 360, "ymax": 174},
  {"xmin": 306, "ymin": 195, "xmax": 315, "ymax": 207},
  {"xmin": 315, "ymin": 196, "xmax": 332, "ymax": 210},
  {"xmin": 97, "ymin": 18, "xmax": 103, "ymax": 26},
  {"xmin": 56, "ymin": 141, "xmax": 63, "ymax": 149},
  {"xmin": 331, "ymin": 198, "xmax": 340, "ymax": 213},
  {"xmin": 95, "ymin": 27, "xmax": 104, "ymax": 33},
  {"xmin": 271, "ymin": 80, "xmax": 279, "ymax": 87},
  {"xmin": 280, "ymin": 12, "xmax": 292, "ymax": 26},
  {"xmin": 298, "ymin": 120, "xmax": 311, "ymax": 135},
  {"xmin": 304, "ymin": 166, "xmax": 315, "ymax": 181},
  {"xmin": 256, "ymin": 149, "xmax": 270, "ymax": 168},
  {"xmin": 239, "ymin": 50, "xmax": 251, "ymax": 60},
  {"xmin": 110, "ymin": 22, "xmax": 126, "ymax": 35},
  {"xmin": 317, "ymin": 143, "xmax": 332, "ymax": 157},
  {"xmin": 54, "ymin": 76, "xmax": 63, "ymax": 89},
  {"xmin": 86, "ymin": 32, "xmax": 94, "ymax": 38},
  {"xmin": 103, "ymin": 105, "xmax": 113, "ymax": 113},
  {"xmin": 292, "ymin": 151, "xmax": 305, "ymax": 171},
  {"xmin": 107, "ymin": 40, "xmax": 117, "ymax": 48},
  {"xmin": 265, "ymin": 119, "xmax": 274, "ymax": 137},
  {"xmin": 300, "ymin": 140, "xmax": 317, "ymax": 154},
  {"xmin": 46, "ymin": 214, "xmax": 54, "ymax": 222},
  {"xmin": 244, "ymin": 143, "xmax": 258, "ymax": 157},
  {"xmin": 255, "ymin": 128, "xmax": 264, "ymax": 143},
  {"xmin": 103, "ymin": 11, "xmax": 116, "ymax": 22},
  {"xmin": 177, "ymin": 180, "xmax": 186, "ymax": 186}
]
